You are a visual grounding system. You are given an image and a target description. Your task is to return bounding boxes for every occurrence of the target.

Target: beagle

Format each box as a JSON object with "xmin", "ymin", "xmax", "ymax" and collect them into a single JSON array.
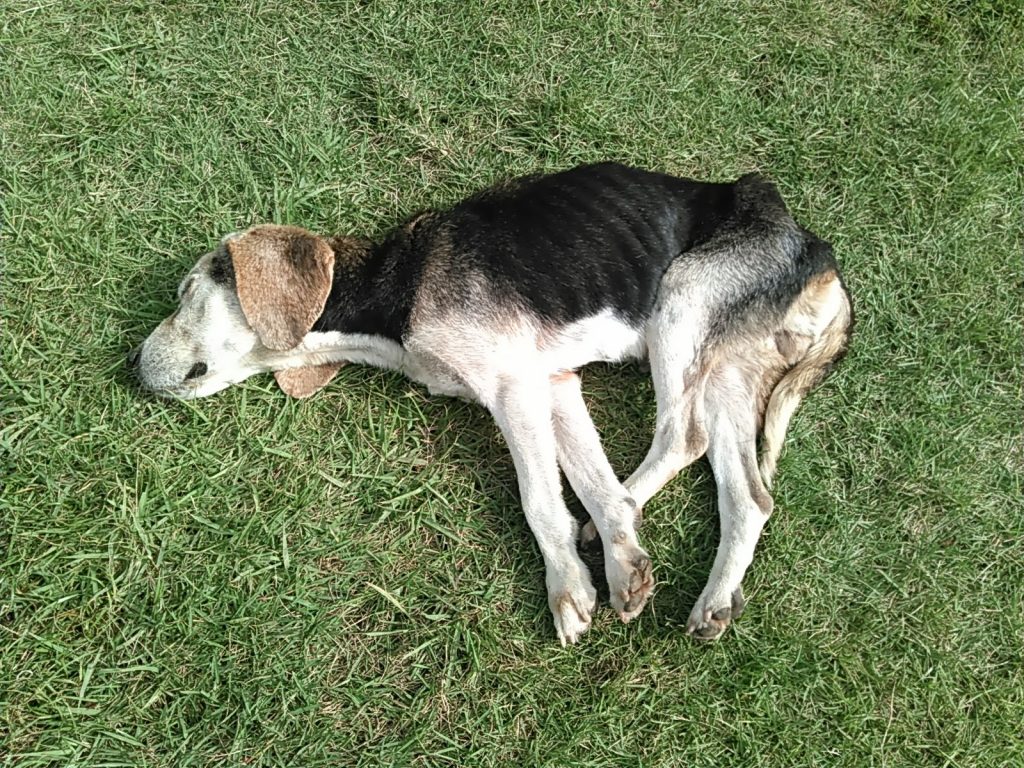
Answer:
[{"xmin": 131, "ymin": 162, "xmax": 852, "ymax": 645}]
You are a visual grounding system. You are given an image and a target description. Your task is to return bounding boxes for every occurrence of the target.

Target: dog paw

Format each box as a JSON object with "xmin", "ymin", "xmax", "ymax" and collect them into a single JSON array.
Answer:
[
  {"xmin": 579, "ymin": 519, "xmax": 599, "ymax": 546},
  {"xmin": 548, "ymin": 571, "xmax": 597, "ymax": 646},
  {"xmin": 686, "ymin": 586, "xmax": 746, "ymax": 641},
  {"xmin": 607, "ymin": 545, "xmax": 654, "ymax": 623}
]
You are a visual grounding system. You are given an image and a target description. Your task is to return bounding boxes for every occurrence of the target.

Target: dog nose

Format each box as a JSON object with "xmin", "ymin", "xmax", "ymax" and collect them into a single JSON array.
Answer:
[{"xmin": 126, "ymin": 346, "xmax": 141, "ymax": 369}]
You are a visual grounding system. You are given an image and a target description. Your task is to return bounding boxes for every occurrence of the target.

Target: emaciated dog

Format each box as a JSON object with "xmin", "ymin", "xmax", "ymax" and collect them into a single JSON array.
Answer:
[{"xmin": 130, "ymin": 163, "xmax": 852, "ymax": 645}]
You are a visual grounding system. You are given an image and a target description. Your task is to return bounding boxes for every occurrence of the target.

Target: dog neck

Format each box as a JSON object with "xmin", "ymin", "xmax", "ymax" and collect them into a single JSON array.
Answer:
[{"xmin": 310, "ymin": 219, "xmax": 429, "ymax": 345}]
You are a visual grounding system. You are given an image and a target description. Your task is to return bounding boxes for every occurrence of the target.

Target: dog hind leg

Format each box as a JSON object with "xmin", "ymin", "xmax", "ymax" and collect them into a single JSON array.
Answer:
[
  {"xmin": 686, "ymin": 365, "xmax": 773, "ymax": 640},
  {"xmin": 623, "ymin": 276, "xmax": 713, "ymax": 511}
]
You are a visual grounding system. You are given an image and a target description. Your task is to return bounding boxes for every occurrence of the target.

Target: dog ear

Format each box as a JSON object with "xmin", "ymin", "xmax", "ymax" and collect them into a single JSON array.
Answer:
[
  {"xmin": 227, "ymin": 225, "xmax": 335, "ymax": 351},
  {"xmin": 274, "ymin": 363, "xmax": 345, "ymax": 398}
]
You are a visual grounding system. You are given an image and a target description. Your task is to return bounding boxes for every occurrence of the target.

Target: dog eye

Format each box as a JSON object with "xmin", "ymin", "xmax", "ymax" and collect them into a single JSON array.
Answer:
[{"xmin": 184, "ymin": 362, "xmax": 208, "ymax": 380}]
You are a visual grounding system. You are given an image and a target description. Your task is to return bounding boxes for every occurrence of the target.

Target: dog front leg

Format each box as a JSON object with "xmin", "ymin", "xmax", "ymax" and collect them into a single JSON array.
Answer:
[
  {"xmin": 490, "ymin": 374, "xmax": 597, "ymax": 646},
  {"xmin": 550, "ymin": 373, "xmax": 654, "ymax": 623}
]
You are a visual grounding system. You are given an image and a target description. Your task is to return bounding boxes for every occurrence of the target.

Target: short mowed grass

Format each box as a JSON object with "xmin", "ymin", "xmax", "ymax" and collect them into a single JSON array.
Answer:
[{"xmin": 3, "ymin": 1, "xmax": 1022, "ymax": 765}]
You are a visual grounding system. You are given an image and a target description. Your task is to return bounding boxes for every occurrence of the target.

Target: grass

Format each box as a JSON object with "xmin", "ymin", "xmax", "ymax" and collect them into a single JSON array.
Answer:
[{"xmin": 2, "ymin": 0, "xmax": 1022, "ymax": 765}]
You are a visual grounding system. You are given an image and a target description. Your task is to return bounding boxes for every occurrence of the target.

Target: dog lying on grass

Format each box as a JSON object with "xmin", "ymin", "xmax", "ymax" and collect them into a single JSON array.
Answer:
[{"xmin": 130, "ymin": 162, "xmax": 851, "ymax": 645}]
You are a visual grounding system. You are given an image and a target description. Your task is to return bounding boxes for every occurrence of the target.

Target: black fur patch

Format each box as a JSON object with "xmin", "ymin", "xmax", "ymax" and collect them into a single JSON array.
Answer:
[
  {"xmin": 423, "ymin": 163, "xmax": 740, "ymax": 326},
  {"xmin": 208, "ymin": 244, "xmax": 236, "ymax": 289},
  {"xmin": 312, "ymin": 223, "xmax": 428, "ymax": 341},
  {"xmin": 302, "ymin": 163, "xmax": 834, "ymax": 346}
]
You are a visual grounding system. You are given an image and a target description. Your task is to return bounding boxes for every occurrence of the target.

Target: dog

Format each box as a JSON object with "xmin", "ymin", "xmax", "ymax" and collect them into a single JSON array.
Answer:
[{"xmin": 130, "ymin": 162, "xmax": 852, "ymax": 645}]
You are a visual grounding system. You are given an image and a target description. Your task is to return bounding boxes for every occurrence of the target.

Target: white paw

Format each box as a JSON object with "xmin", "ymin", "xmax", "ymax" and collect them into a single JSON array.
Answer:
[
  {"xmin": 578, "ymin": 518, "xmax": 599, "ymax": 545},
  {"xmin": 605, "ymin": 543, "xmax": 654, "ymax": 623},
  {"xmin": 548, "ymin": 568, "xmax": 597, "ymax": 646},
  {"xmin": 686, "ymin": 585, "xmax": 745, "ymax": 641}
]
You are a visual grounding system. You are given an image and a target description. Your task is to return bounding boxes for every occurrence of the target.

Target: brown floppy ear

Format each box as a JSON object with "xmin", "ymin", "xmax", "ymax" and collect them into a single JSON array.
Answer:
[
  {"xmin": 227, "ymin": 225, "xmax": 335, "ymax": 351},
  {"xmin": 274, "ymin": 363, "xmax": 344, "ymax": 399}
]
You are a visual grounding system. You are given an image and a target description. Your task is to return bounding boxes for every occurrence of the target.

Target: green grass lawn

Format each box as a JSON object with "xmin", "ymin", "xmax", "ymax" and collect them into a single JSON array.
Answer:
[{"xmin": 3, "ymin": 1, "xmax": 1022, "ymax": 765}]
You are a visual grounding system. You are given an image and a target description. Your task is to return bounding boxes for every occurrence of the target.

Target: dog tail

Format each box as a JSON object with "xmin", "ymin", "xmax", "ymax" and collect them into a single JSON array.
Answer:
[{"xmin": 759, "ymin": 269, "xmax": 853, "ymax": 488}]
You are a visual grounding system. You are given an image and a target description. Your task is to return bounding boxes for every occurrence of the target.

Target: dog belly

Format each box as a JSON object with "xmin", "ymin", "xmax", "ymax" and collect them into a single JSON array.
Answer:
[
  {"xmin": 401, "ymin": 309, "xmax": 646, "ymax": 407},
  {"xmin": 540, "ymin": 310, "xmax": 647, "ymax": 372}
]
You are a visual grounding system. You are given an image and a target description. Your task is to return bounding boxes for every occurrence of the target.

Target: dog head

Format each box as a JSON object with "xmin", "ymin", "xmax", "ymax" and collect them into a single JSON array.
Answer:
[{"xmin": 130, "ymin": 225, "xmax": 348, "ymax": 399}]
